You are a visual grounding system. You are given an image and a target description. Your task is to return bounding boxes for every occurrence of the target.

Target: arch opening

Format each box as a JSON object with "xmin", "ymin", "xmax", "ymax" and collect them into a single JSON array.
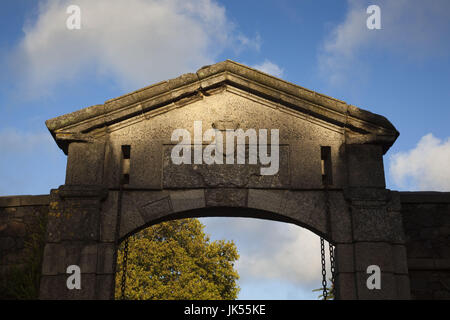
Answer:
[
  {"xmin": 118, "ymin": 205, "xmax": 332, "ymax": 244},
  {"xmin": 114, "ymin": 206, "xmax": 336, "ymax": 300}
]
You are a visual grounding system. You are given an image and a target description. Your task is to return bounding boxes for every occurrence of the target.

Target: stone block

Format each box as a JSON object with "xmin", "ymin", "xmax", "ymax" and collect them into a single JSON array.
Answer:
[
  {"xmin": 40, "ymin": 274, "xmax": 97, "ymax": 300},
  {"xmin": 103, "ymin": 141, "xmax": 121, "ymax": 188},
  {"xmin": 95, "ymin": 274, "xmax": 115, "ymax": 300},
  {"xmin": 289, "ymin": 140, "xmax": 323, "ymax": 189},
  {"xmin": 100, "ymin": 191, "xmax": 118, "ymax": 242},
  {"xmin": 42, "ymin": 243, "xmax": 64, "ymax": 275},
  {"xmin": 392, "ymin": 245, "xmax": 408, "ymax": 274},
  {"xmin": 205, "ymin": 188, "xmax": 247, "ymax": 207},
  {"xmin": 396, "ymin": 274, "xmax": 411, "ymax": 299},
  {"xmin": 96, "ymin": 243, "xmax": 115, "ymax": 274},
  {"xmin": 162, "ymin": 145, "xmax": 290, "ymax": 189},
  {"xmin": 65, "ymin": 142, "xmax": 106, "ymax": 185},
  {"xmin": 139, "ymin": 195, "xmax": 173, "ymax": 222},
  {"xmin": 129, "ymin": 140, "xmax": 163, "ymax": 189},
  {"xmin": 356, "ymin": 271, "xmax": 397, "ymax": 299},
  {"xmin": 329, "ymin": 191, "xmax": 352, "ymax": 243},
  {"xmin": 354, "ymin": 242, "xmax": 394, "ymax": 273},
  {"xmin": 119, "ymin": 200, "xmax": 145, "ymax": 239},
  {"xmin": 335, "ymin": 272, "xmax": 357, "ymax": 300},
  {"xmin": 335, "ymin": 244, "xmax": 354, "ymax": 273},
  {"xmin": 170, "ymin": 189, "xmax": 205, "ymax": 213},
  {"xmin": 352, "ymin": 206, "xmax": 405, "ymax": 243},
  {"xmin": 248, "ymin": 189, "xmax": 285, "ymax": 215},
  {"xmin": 346, "ymin": 144, "xmax": 385, "ymax": 188},
  {"xmin": 47, "ymin": 205, "xmax": 101, "ymax": 242}
]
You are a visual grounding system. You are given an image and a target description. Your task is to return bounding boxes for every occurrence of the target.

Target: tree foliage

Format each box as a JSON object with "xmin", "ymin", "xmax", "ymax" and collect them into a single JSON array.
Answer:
[{"xmin": 115, "ymin": 218, "xmax": 240, "ymax": 300}]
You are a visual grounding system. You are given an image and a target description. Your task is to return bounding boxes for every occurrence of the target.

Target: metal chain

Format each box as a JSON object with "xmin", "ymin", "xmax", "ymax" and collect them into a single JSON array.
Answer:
[
  {"xmin": 329, "ymin": 242, "xmax": 335, "ymax": 297},
  {"xmin": 120, "ymin": 237, "xmax": 129, "ymax": 300},
  {"xmin": 323, "ymin": 180, "xmax": 336, "ymax": 299},
  {"xmin": 320, "ymin": 237, "xmax": 328, "ymax": 300}
]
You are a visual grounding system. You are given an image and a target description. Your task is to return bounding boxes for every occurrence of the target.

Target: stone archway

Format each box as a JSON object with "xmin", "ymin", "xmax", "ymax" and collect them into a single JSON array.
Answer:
[{"xmin": 37, "ymin": 60, "xmax": 410, "ymax": 299}]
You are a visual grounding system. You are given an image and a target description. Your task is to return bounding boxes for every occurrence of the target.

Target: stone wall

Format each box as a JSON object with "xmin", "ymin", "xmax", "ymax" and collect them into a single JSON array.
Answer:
[
  {"xmin": 401, "ymin": 192, "xmax": 450, "ymax": 300},
  {"xmin": 0, "ymin": 195, "xmax": 49, "ymax": 298},
  {"xmin": 1, "ymin": 190, "xmax": 450, "ymax": 299}
]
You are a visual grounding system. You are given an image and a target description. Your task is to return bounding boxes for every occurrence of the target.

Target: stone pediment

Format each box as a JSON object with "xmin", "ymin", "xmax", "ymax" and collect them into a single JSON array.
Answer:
[{"xmin": 46, "ymin": 60, "xmax": 399, "ymax": 155}]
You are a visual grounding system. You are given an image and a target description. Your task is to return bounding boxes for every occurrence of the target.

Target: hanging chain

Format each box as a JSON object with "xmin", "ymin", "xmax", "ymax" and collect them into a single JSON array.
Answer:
[
  {"xmin": 320, "ymin": 237, "xmax": 328, "ymax": 300},
  {"xmin": 120, "ymin": 237, "xmax": 129, "ymax": 300},
  {"xmin": 324, "ymin": 183, "xmax": 336, "ymax": 298},
  {"xmin": 321, "ymin": 175, "xmax": 336, "ymax": 300},
  {"xmin": 329, "ymin": 243, "xmax": 335, "ymax": 297}
]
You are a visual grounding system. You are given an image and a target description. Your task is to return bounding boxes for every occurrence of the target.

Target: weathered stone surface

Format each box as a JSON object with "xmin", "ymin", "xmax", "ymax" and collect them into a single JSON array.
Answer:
[
  {"xmin": 140, "ymin": 196, "xmax": 172, "ymax": 221},
  {"xmin": 129, "ymin": 140, "xmax": 163, "ymax": 189},
  {"xmin": 0, "ymin": 195, "xmax": 49, "ymax": 207},
  {"xmin": 100, "ymin": 191, "xmax": 118, "ymax": 242},
  {"xmin": 356, "ymin": 271, "xmax": 397, "ymax": 299},
  {"xmin": 335, "ymin": 244, "xmax": 355, "ymax": 273},
  {"xmin": 329, "ymin": 191, "xmax": 352, "ymax": 243},
  {"xmin": 346, "ymin": 144, "xmax": 385, "ymax": 188},
  {"xmin": 65, "ymin": 142, "xmax": 106, "ymax": 185},
  {"xmin": 96, "ymin": 243, "xmax": 115, "ymax": 274},
  {"xmin": 392, "ymin": 244, "xmax": 409, "ymax": 274},
  {"xmin": 335, "ymin": 272, "xmax": 357, "ymax": 300},
  {"xmin": 401, "ymin": 197, "xmax": 450, "ymax": 300},
  {"xmin": 162, "ymin": 145, "xmax": 290, "ymax": 188},
  {"xmin": 169, "ymin": 189, "xmax": 206, "ymax": 213},
  {"xmin": 247, "ymin": 189, "xmax": 285, "ymax": 215},
  {"xmin": 42, "ymin": 243, "xmax": 99, "ymax": 275},
  {"xmin": 396, "ymin": 274, "xmax": 411, "ymax": 299},
  {"xmin": 47, "ymin": 201, "xmax": 101, "ymax": 242},
  {"xmin": 351, "ymin": 206, "xmax": 405, "ymax": 243},
  {"xmin": 281, "ymin": 190, "xmax": 327, "ymax": 236},
  {"xmin": 205, "ymin": 189, "xmax": 247, "ymax": 207},
  {"xmin": 354, "ymin": 242, "xmax": 394, "ymax": 273},
  {"xmin": 119, "ymin": 197, "xmax": 145, "ymax": 238},
  {"xmin": 95, "ymin": 274, "xmax": 115, "ymax": 300},
  {"xmin": 41, "ymin": 243, "xmax": 64, "ymax": 275},
  {"xmin": 40, "ymin": 274, "xmax": 97, "ymax": 300}
]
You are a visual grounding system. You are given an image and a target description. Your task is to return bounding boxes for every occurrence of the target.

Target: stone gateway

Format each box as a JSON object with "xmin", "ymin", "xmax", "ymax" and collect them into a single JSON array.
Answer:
[{"xmin": 1, "ymin": 60, "xmax": 449, "ymax": 299}]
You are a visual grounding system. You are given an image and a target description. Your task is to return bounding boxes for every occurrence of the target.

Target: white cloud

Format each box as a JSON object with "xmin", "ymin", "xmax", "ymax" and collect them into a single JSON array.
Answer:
[
  {"xmin": 11, "ymin": 0, "xmax": 260, "ymax": 97},
  {"xmin": 389, "ymin": 134, "xmax": 450, "ymax": 191},
  {"xmin": 201, "ymin": 217, "xmax": 329, "ymax": 292},
  {"xmin": 236, "ymin": 33, "xmax": 261, "ymax": 52},
  {"xmin": 235, "ymin": 222, "xmax": 326, "ymax": 286},
  {"xmin": 251, "ymin": 60, "xmax": 284, "ymax": 78},
  {"xmin": 318, "ymin": 0, "xmax": 450, "ymax": 85}
]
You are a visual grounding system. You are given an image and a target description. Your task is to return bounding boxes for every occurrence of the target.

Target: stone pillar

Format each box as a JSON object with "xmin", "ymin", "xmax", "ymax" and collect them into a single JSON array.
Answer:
[
  {"xmin": 39, "ymin": 137, "xmax": 117, "ymax": 299},
  {"xmin": 341, "ymin": 144, "xmax": 410, "ymax": 299},
  {"xmin": 39, "ymin": 185, "xmax": 114, "ymax": 299}
]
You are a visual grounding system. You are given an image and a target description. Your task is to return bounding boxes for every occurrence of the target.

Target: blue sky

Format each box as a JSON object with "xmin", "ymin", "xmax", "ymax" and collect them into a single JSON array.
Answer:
[{"xmin": 1, "ymin": 0, "xmax": 449, "ymax": 299}]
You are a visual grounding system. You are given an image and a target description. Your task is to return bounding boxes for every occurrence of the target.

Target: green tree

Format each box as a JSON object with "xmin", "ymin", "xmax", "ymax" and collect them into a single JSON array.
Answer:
[{"xmin": 115, "ymin": 218, "xmax": 240, "ymax": 300}]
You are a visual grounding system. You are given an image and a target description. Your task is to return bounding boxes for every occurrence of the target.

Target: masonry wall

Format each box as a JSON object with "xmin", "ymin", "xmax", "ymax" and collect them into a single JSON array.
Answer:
[
  {"xmin": 1, "ymin": 191, "xmax": 450, "ymax": 299},
  {"xmin": 0, "ymin": 195, "xmax": 49, "ymax": 298},
  {"xmin": 401, "ymin": 192, "xmax": 450, "ymax": 300}
]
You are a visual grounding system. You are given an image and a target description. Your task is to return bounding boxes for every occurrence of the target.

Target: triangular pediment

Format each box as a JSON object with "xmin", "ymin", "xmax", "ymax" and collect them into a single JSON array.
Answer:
[{"xmin": 46, "ymin": 60, "xmax": 399, "ymax": 154}]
